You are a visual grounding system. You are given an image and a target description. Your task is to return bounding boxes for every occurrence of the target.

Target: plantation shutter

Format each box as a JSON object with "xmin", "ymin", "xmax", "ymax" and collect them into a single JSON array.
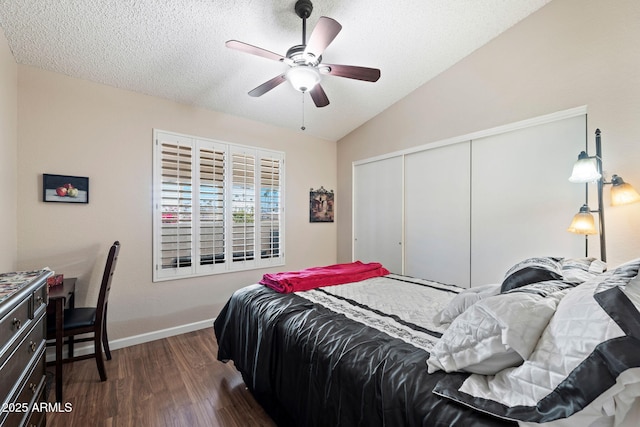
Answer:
[
  {"xmin": 153, "ymin": 130, "xmax": 285, "ymax": 281},
  {"xmin": 259, "ymin": 154, "xmax": 282, "ymax": 261},
  {"xmin": 197, "ymin": 145, "xmax": 226, "ymax": 270},
  {"xmin": 230, "ymin": 149, "xmax": 256, "ymax": 265},
  {"xmin": 157, "ymin": 135, "xmax": 194, "ymax": 276}
]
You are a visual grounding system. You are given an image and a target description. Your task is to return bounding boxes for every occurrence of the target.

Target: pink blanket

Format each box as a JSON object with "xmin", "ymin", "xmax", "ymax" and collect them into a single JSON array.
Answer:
[{"xmin": 260, "ymin": 261, "xmax": 390, "ymax": 293}]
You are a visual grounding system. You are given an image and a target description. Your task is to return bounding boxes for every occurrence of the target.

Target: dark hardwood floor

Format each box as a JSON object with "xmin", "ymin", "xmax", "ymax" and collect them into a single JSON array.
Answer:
[{"xmin": 46, "ymin": 328, "xmax": 276, "ymax": 427}]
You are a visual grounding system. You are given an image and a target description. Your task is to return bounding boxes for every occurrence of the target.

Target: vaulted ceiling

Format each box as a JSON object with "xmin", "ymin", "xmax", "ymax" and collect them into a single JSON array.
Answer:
[{"xmin": 0, "ymin": 0, "xmax": 552, "ymax": 141}]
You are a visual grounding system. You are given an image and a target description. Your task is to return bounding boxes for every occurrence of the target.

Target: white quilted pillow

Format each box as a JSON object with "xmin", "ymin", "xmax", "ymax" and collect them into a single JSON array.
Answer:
[
  {"xmin": 427, "ymin": 288, "xmax": 564, "ymax": 375},
  {"xmin": 562, "ymin": 257, "xmax": 607, "ymax": 283},
  {"xmin": 434, "ymin": 283, "xmax": 500, "ymax": 326}
]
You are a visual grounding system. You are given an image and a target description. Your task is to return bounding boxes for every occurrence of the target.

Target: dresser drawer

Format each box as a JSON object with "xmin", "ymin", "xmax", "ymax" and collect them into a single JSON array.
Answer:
[
  {"xmin": 0, "ymin": 314, "xmax": 45, "ymax": 406},
  {"xmin": 22, "ymin": 400, "xmax": 46, "ymax": 427},
  {"xmin": 0, "ymin": 346, "xmax": 46, "ymax": 427},
  {"xmin": 0, "ymin": 297, "xmax": 32, "ymax": 364},
  {"xmin": 32, "ymin": 283, "xmax": 48, "ymax": 319}
]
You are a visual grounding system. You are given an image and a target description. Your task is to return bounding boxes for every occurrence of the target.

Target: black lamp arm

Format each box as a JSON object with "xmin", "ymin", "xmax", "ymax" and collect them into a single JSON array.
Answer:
[{"xmin": 594, "ymin": 129, "xmax": 606, "ymax": 262}]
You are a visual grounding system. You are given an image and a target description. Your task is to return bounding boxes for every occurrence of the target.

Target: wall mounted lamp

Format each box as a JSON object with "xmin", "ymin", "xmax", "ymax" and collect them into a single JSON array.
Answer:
[{"xmin": 567, "ymin": 129, "xmax": 640, "ymax": 262}]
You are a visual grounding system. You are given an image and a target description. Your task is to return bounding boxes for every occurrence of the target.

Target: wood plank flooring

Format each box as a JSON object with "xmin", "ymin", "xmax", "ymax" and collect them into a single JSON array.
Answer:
[{"xmin": 46, "ymin": 328, "xmax": 276, "ymax": 427}]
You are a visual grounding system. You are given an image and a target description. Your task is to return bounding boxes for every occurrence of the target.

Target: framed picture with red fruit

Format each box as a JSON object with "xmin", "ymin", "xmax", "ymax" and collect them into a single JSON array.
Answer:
[{"xmin": 43, "ymin": 174, "xmax": 89, "ymax": 204}]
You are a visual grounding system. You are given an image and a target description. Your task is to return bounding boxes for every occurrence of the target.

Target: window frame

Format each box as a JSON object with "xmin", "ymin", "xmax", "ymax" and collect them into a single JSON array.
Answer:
[{"xmin": 153, "ymin": 129, "xmax": 285, "ymax": 282}]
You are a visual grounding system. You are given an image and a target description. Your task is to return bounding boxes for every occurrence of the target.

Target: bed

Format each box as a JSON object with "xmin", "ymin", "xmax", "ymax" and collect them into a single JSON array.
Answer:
[{"xmin": 213, "ymin": 257, "xmax": 640, "ymax": 426}]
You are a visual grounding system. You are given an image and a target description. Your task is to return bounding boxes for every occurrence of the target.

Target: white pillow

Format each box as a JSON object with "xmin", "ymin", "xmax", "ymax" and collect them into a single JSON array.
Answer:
[
  {"xmin": 427, "ymin": 287, "xmax": 564, "ymax": 375},
  {"xmin": 434, "ymin": 283, "xmax": 500, "ymax": 326},
  {"xmin": 562, "ymin": 257, "xmax": 607, "ymax": 283}
]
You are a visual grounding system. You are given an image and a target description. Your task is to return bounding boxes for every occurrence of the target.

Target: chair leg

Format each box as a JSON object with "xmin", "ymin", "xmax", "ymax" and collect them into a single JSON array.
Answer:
[
  {"xmin": 102, "ymin": 317, "xmax": 111, "ymax": 361},
  {"xmin": 68, "ymin": 292, "xmax": 75, "ymax": 358},
  {"xmin": 94, "ymin": 333, "xmax": 107, "ymax": 381},
  {"xmin": 55, "ymin": 299, "xmax": 64, "ymax": 402}
]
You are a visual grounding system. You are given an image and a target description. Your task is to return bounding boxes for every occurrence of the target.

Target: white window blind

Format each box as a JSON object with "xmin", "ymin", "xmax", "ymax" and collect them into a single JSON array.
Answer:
[
  {"xmin": 231, "ymin": 150, "xmax": 255, "ymax": 264},
  {"xmin": 259, "ymin": 157, "xmax": 281, "ymax": 261},
  {"xmin": 153, "ymin": 130, "xmax": 285, "ymax": 281},
  {"xmin": 198, "ymin": 146, "xmax": 225, "ymax": 266},
  {"xmin": 158, "ymin": 135, "xmax": 193, "ymax": 271}
]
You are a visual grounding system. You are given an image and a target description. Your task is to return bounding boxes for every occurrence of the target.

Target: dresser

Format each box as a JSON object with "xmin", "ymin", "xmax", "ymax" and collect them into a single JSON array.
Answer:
[{"xmin": 0, "ymin": 270, "xmax": 52, "ymax": 427}]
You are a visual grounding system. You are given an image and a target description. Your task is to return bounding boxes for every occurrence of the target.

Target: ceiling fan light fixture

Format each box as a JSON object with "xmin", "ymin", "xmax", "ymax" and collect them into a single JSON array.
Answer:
[{"xmin": 286, "ymin": 65, "xmax": 321, "ymax": 92}]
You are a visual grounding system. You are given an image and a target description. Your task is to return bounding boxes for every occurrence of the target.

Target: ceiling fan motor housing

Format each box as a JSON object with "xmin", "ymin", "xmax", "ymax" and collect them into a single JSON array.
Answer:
[
  {"xmin": 295, "ymin": 0, "xmax": 313, "ymax": 19},
  {"xmin": 286, "ymin": 44, "xmax": 321, "ymax": 66}
]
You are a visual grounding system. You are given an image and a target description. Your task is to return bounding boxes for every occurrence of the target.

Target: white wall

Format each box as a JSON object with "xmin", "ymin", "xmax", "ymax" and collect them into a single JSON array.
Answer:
[
  {"xmin": 0, "ymin": 29, "xmax": 17, "ymax": 272},
  {"xmin": 16, "ymin": 66, "xmax": 337, "ymax": 342},
  {"xmin": 338, "ymin": 0, "xmax": 640, "ymax": 271}
]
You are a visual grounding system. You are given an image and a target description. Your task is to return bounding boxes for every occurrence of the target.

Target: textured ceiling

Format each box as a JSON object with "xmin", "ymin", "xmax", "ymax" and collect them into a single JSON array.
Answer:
[{"xmin": 0, "ymin": 0, "xmax": 552, "ymax": 141}]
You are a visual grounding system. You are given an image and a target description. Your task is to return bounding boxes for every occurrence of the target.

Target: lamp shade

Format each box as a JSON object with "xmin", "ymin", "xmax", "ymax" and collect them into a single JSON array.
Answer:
[
  {"xmin": 569, "ymin": 151, "xmax": 601, "ymax": 183},
  {"xmin": 567, "ymin": 204, "xmax": 598, "ymax": 235},
  {"xmin": 610, "ymin": 174, "xmax": 640, "ymax": 206},
  {"xmin": 286, "ymin": 66, "xmax": 321, "ymax": 93}
]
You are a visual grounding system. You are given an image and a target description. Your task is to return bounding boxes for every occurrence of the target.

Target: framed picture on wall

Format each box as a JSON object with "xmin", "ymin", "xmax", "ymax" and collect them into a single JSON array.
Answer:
[
  {"xmin": 43, "ymin": 174, "xmax": 89, "ymax": 203},
  {"xmin": 310, "ymin": 186, "xmax": 334, "ymax": 222}
]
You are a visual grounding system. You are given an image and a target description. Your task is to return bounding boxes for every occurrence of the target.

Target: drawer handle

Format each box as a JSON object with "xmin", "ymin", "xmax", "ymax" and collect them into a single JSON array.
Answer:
[
  {"xmin": 29, "ymin": 340, "xmax": 37, "ymax": 352},
  {"xmin": 12, "ymin": 318, "xmax": 22, "ymax": 330},
  {"xmin": 29, "ymin": 382, "xmax": 37, "ymax": 393},
  {"xmin": 36, "ymin": 295, "xmax": 44, "ymax": 305}
]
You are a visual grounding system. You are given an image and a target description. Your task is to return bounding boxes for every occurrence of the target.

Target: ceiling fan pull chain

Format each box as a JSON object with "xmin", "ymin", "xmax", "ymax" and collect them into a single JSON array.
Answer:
[{"xmin": 301, "ymin": 93, "xmax": 306, "ymax": 131}]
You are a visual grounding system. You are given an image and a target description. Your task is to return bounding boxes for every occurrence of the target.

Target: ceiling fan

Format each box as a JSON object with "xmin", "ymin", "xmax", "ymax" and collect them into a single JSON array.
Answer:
[{"xmin": 226, "ymin": 0, "xmax": 381, "ymax": 108}]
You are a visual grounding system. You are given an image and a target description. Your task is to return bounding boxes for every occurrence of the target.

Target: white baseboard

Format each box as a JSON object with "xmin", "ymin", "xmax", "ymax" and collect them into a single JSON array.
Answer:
[{"xmin": 46, "ymin": 318, "xmax": 215, "ymax": 362}]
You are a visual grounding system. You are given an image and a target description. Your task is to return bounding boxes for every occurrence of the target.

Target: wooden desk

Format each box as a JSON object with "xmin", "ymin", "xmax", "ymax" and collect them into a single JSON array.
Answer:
[{"xmin": 48, "ymin": 277, "xmax": 76, "ymax": 402}]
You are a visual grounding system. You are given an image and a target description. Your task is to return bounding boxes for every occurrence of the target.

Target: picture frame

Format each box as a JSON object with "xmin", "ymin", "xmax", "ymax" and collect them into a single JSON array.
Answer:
[
  {"xmin": 43, "ymin": 174, "xmax": 89, "ymax": 204},
  {"xmin": 309, "ymin": 186, "xmax": 334, "ymax": 223}
]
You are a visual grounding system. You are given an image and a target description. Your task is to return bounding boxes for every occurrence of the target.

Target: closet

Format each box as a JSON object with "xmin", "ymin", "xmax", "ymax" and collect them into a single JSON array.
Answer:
[{"xmin": 353, "ymin": 109, "xmax": 587, "ymax": 287}]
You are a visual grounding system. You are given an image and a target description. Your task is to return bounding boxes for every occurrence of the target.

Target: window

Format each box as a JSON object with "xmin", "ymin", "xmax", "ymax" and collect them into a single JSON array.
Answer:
[{"xmin": 153, "ymin": 130, "xmax": 284, "ymax": 281}]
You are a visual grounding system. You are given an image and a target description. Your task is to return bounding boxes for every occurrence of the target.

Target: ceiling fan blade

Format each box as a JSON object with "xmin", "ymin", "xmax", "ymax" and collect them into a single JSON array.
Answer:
[
  {"xmin": 304, "ymin": 17, "xmax": 342, "ymax": 59},
  {"xmin": 309, "ymin": 84, "xmax": 329, "ymax": 108},
  {"xmin": 248, "ymin": 74, "xmax": 287, "ymax": 97},
  {"xmin": 226, "ymin": 40, "xmax": 285, "ymax": 62},
  {"xmin": 321, "ymin": 64, "xmax": 381, "ymax": 82}
]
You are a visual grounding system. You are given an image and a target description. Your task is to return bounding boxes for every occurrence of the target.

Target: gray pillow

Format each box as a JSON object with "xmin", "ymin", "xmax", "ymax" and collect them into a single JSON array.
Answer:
[{"xmin": 500, "ymin": 257, "xmax": 563, "ymax": 293}]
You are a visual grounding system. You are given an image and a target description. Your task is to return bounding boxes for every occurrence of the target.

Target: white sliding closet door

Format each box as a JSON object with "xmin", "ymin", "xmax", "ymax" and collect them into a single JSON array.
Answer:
[
  {"xmin": 405, "ymin": 142, "xmax": 471, "ymax": 287},
  {"xmin": 353, "ymin": 156, "xmax": 403, "ymax": 273},
  {"xmin": 470, "ymin": 115, "xmax": 586, "ymax": 285}
]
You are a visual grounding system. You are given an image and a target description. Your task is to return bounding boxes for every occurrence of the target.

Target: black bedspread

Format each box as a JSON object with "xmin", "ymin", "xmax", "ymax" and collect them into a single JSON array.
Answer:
[{"xmin": 214, "ymin": 284, "xmax": 517, "ymax": 427}]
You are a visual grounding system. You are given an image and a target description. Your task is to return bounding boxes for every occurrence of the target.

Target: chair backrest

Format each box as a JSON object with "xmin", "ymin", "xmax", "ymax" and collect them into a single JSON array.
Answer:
[{"xmin": 95, "ymin": 241, "xmax": 120, "ymax": 327}]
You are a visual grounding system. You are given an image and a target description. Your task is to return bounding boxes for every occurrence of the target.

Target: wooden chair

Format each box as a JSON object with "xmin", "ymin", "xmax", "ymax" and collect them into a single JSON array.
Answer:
[{"xmin": 47, "ymin": 241, "xmax": 120, "ymax": 382}]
